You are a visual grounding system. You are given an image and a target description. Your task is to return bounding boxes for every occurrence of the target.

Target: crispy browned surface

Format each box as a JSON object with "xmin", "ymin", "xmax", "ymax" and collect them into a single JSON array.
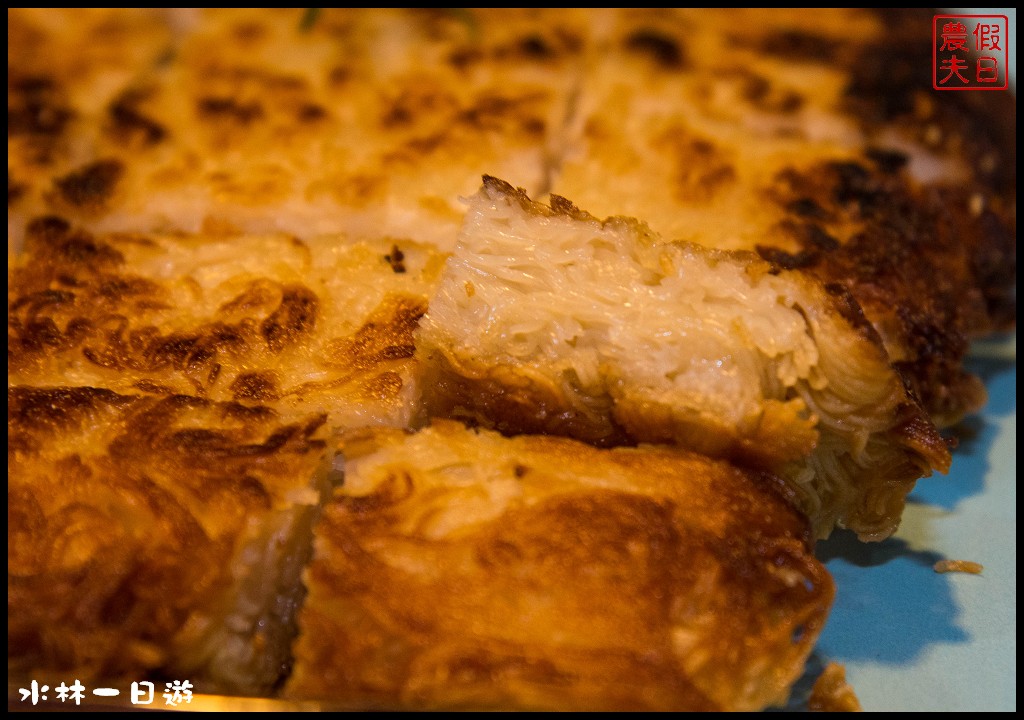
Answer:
[
  {"xmin": 285, "ymin": 421, "xmax": 834, "ymax": 711},
  {"xmin": 416, "ymin": 177, "xmax": 950, "ymax": 540},
  {"xmin": 6, "ymin": 7, "xmax": 1015, "ymax": 709},
  {"xmin": 7, "ymin": 9, "xmax": 181, "ymax": 254},
  {"xmin": 9, "ymin": 8, "xmax": 1014, "ymax": 426},
  {"xmin": 553, "ymin": 8, "xmax": 1015, "ymax": 428},
  {"xmin": 8, "ymin": 217, "xmax": 445, "ymax": 431},
  {"xmin": 7, "ymin": 214, "xmax": 444, "ymax": 693},
  {"xmin": 756, "ymin": 160, "xmax": 1007, "ymax": 428},
  {"xmin": 8, "ymin": 8, "xmax": 584, "ymax": 251},
  {"xmin": 8, "ymin": 385, "xmax": 330, "ymax": 693}
]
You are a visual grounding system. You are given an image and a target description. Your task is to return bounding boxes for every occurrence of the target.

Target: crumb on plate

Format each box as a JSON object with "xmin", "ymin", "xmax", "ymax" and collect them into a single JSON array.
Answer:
[
  {"xmin": 809, "ymin": 662, "xmax": 862, "ymax": 712},
  {"xmin": 934, "ymin": 559, "xmax": 984, "ymax": 575}
]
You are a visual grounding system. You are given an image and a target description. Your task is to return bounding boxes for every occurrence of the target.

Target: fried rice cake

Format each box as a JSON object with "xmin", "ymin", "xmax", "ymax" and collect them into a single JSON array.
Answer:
[
  {"xmin": 5, "ymin": 7, "xmax": 1015, "ymax": 710},
  {"xmin": 7, "ymin": 215, "xmax": 444, "ymax": 692},
  {"xmin": 9, "ymin": 8, "xmax": 1013, "ymax": 431},
  {"xmin": 7, "ymin": 8, "xmax": 181, "ymax": 253},
  {"xmin": 552, "ymin": 8, "xmax": 1016, "ymax": 427},
  {"xmin": 416, "ymin": 177, "xmax": 950, "ymax": 540},
  {"xmin": 8, "ymin": 8, "xmax": 584, "ymax": 251},
  {"xmin": 284, "ymin": 420, "xmax": 835, "ymax": 711},
  {"xmin": 8, "ymin": 217, "xmax": 445, "ymax": 432},
  {"xmin": 8, "ymin": 385, "xmax": 331, "ymax": 694}
]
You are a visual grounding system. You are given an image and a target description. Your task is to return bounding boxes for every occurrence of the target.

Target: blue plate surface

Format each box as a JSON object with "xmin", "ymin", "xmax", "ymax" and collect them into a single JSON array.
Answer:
[{"xmin": 804, "ymin": 334, "xmax": 1017, "ymax": 712}]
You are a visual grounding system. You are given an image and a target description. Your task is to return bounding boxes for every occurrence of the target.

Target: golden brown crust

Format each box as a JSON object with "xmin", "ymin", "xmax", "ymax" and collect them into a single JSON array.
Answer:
[
  {"xmin": 8, "ymin": 217, "xmax": 444, "ymax": 431},
  {"xmin": 8, "ymin": 385, "xmax": 331, "ymax": 692},
  {"xmin": 10, "ymin": 9, "xmax": 1012, "ymax": 429},
  {"xmin": 8, "ymin": 9, "xmax": 589, "ymax": 252},
  {"xmin": 6, "ymin": 8, "xmax": 1014, "ymax": 709},
  {"xmin": 285, "ymin": 421, "xmax": 834, "ymax": 711},
  {"xmin": 416, "ymin": 178, "xmax": 950, "ymax": 540},
  {"xmin": 6, "ymin": 214, "xmax": 445, "ymax": 693},
  {"xmin": 550, "ymin": 8, "xmax": 1015, "ymax": 430},
  {"xmin": 759, "ymin": 159, "xmax": 1006, "ymax": 427},
  {"xmin": 417, "ymin": 345, "xmax": 628, "ymax": 447}
]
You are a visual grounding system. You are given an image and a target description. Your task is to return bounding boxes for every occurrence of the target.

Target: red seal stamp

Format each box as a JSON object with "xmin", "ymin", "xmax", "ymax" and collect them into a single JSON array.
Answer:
[{"xmin": 933, "ymin": 14, "xmax": 1009, "ymax": 90}]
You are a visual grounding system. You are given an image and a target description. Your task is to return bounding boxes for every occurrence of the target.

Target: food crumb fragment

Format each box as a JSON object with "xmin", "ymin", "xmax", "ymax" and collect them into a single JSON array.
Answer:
[
  {"xmin": 809, "ymin": 662, "xmax": 862, "ymax": 712},
  {"xmin": 384, "ymin": 244, "xmax": 406, "ymax": 273},
  {"xmin": 933, "ymin": 559, "xmax": 984, "ymax": 574}
]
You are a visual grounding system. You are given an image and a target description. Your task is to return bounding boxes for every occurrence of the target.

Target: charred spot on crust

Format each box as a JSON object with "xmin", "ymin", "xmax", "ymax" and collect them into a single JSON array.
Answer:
[
  {"xmin": 969, "ymin": 207, "xmax": 1017, "ymax": 328},
  {"xmin": 22, "ymin": 216, "xmax": 125, "ymax": 269},
  {"xmin": 7, "ymin": 74, "xmax": 74, "ymax": 139},
  {"xmin": 54, "ymin": 309, "xmax": 259, "ymax": 382},
  {"xmin": 843, "ymin": 9, "xmax": 927, "ymax": 121},
  {"xmin": 623, "ymin": 29, "xmax": 687, "ymax": 70},
  {"xmin": 384, "ymin": 245, "xmax": 407, "ymax": 274},
  {"xmin": 133, "ymin": 380, "xmax": 176, "ymax": 396},
  {"xmin": 197, "ymin": 96, "xmax": 265, "ymax": 124},
  {"xmin": 100, "ymin": 394, "xmax": 327, "ymax": 477},
  {"xmin": 654, "ymin": 132, "xmax": 737, "ymax": 202},
  {"xmin": 786, "ymin": 197, "xmax": 828, "ymax": 220},
  {"xmin": 549, "ymin": 193, "xmax": 585, "ymax": 219},
  {"xmin": 232, "ymin": 21, "xmax": 267, "ymax": 43},
  {"xmin": 447, "ymin": 47, "xmax": 483, "ymax": 70},
  {"xmin": 108, "ymin": 95, "xmax": 167, "ymax": 146},
  {"xmin": 381, "ymin": 87, "xmax": 456, "ymax": 129},
  {"xmin": 458, "ymin": 94, "xmax": 546, "ymax": 134},
  {"xmin": 53, "ymin": 160, "xmax": 124, "ymax": 210},
  {"xmin": 231, "ymin": 372, "xmax": 280, "ymax": 402},
  {"xmin": 864, "ymin": 147, "xmax": 909, "ymax": 174},
  {"xmin": 773, "ymin": 91, "xmax": 805, "ymax": 114},
  {"xmin": 8, "ymin": 385, "xmax": 136, "ymax": 438},
  {"xmin": 261, "ymin": 284, "xmax": 319, "ymax": 353},
  {"xmin": 58, "ymin": 233, "xmax": 124, "ymax": 266},
  {"xmin": 25, "ymin": 215, "xmax": 73, "ymax": 244},
  {"xmin": 762, "ymin": 217, "xmax": 841, "ymax": 262},
  {"xmin": 738, "ymin": 73, "xmax": 771, "ymax": 103},
  {"xmin": 821, "ymin": 282, "xmax": 878, "ymax": 337},
  {"xmin": 826, "ymin": 161, "xmax": 884, "ymax": 213},
  {"xmin": 95, "ymin": 276, "xmax": 162, "ymax": 303},
  {"xmin": 758, "ymin": 30, "xmax": 840, "ymax": 63},
  {"xmin": 235, "ymin": 474, "xmax": 273, "ymax": 509},
  {"xmin": 218, "ymin": 280, "xmax": 280, "ymax": 316},
  {"xmin": 10, "ymin": 317, "xmax": 66, "ymax": 356},
  {"xmin": 497, "ymin": 31, "xmax": 581, "ymax": 62},
  {"xmin": 8, "ymin": 171, "xmax": 27, "ymax": 205},
  {"xmin": 296, "ymin": 103, "xmax": 328, "ymax": 122},
  {"xmin": 735, "ymin": 71, "xmax": 805, "ymax": 113},
  {"xmin": 519, "ymin": 34, "xmax": 552, "ymax": 58},
  {"xmin": 755, "ymin": 245, "xmax": 819, "ymax": 271},
  {"xmin": 328, "ymin": 296, "xmax": 427, "ymax": 371},
  {"xmin": 328, "ymin": 66, "xmax": 351, "ymax": 86},
  {"xmin": 450, "ymin": 27, "xmax": 580, "ymax": 69},
  {"xmin": 8, "ymin": 287, "xmax": 76, "ymax": 315},
  {"xmin": 805, "ymin": 224, "xmax": 840, "ymax": 251},
  {"xmin": 767, "ymin": 159, "xmax": 1012, "ymax": 425}
]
